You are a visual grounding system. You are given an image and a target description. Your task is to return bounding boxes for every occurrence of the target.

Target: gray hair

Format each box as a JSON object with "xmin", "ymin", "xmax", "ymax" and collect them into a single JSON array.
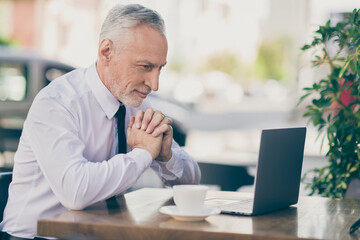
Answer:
[{"xmin": 99, "ymin": 4, "xmax": 165, "ymax": 46}]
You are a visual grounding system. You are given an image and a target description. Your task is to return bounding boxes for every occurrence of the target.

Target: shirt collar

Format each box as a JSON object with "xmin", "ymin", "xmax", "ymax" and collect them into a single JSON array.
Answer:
[{"xmin": 86, "ymin": 62, "xmax": 120, "ymax": 119}]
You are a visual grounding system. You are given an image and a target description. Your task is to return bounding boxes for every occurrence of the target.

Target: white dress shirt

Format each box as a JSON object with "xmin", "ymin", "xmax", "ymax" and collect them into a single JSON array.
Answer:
[{"xmin": 0, "ymin": 63, "xmax": 201, "ymax": 238}]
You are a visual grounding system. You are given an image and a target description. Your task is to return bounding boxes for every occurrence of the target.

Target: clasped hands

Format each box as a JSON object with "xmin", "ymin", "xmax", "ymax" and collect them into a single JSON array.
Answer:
[{"xmin": 127, "ymin": 108, "xmax": 173, "ymax": 162}]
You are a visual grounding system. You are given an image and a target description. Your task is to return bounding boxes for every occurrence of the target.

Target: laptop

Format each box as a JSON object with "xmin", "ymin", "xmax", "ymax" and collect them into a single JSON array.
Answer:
[{"xmin": 205, "ymin": 127, "xmax": 306, "ymax": 216}]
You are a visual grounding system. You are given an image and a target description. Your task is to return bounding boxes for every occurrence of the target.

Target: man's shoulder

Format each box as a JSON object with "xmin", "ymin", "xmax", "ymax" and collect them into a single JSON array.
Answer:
[
  {"xmin": 36, "ymin": 68, "xmax": 89, "ymax": 104},
  {"xmin": 26, "ymin": 67, "xmax": 99, "ymax": 122}
]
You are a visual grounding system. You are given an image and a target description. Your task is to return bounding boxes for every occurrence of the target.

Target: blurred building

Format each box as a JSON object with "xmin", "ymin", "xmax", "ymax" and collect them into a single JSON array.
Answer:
[{"xmin": 0, "ymin": 1, "xmax": 38, "ymax": 46}]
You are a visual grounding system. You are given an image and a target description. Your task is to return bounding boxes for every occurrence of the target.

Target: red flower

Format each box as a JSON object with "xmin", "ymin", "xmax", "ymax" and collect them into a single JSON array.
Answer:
[{"xmin": 328, "ymin": 78, "xmax": 358, "ymax": 117}]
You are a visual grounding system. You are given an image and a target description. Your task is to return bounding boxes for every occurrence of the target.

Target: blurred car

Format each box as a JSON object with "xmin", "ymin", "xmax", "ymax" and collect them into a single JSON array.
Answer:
[{"xmin": 0, "ymin": 46, "xmax": 188, "ymax": 154}]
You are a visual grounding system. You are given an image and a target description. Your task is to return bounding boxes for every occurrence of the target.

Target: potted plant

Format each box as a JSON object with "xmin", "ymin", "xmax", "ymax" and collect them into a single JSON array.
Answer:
[{"xmin": 299, "ymin": 8, "xmax": 360, "ymax": 198}]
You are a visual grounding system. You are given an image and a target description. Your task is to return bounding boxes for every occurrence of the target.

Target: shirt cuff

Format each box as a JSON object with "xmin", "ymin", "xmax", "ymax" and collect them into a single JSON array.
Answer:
[
  {"xmin": 127, "ymin": 148, "xmax": 153, "ymax": 169},
  {"xmin": 155, "ymin": 151, "xmax": 184, "ymax": 178}
]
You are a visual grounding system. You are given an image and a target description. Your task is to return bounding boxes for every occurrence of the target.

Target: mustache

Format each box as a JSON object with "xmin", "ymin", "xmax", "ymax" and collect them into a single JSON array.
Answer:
[{"xmin": 136, "ymin": 87, "xmax": 152, "ymax": 95}]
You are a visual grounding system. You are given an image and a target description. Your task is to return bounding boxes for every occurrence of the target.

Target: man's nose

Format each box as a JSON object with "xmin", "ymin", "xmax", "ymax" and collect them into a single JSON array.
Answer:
[{"xmin": 145, "ymin": 71, "xmax": 160, "ymax": 91}]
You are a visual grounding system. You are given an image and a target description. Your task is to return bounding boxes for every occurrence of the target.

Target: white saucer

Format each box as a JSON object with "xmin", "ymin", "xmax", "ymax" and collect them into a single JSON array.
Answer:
[{"xmin": 159, "ymin": 205, "xmax": 221, "ymax": 221}]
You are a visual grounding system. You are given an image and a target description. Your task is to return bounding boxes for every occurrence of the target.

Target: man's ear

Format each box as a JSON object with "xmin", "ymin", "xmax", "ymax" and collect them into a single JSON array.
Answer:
[{"xmin": 98, "ymin": 39, "xmax": 114, "ymax": 63}]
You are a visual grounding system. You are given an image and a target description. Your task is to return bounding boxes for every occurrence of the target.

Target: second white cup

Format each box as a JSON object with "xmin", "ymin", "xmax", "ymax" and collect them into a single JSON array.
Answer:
[{"xmin": 173, "ymin": 185, "xmax": 208, "ymax": 215}]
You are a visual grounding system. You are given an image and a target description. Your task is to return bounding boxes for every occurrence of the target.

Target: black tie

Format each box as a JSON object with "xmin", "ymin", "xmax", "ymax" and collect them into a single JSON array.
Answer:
[
  {"xmin": 115, "ymin": 104, "xmax": 127, "ymax": 154},
  {"xmin": 106, "ymin": 104, "xmax": 126, "ymax": 205}
]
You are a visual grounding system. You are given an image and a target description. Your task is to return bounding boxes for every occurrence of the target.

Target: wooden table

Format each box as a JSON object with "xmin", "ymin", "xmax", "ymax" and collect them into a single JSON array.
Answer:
[{"xmin": 38, "ymin": 188, "xmax": 360, "ymax": 240}]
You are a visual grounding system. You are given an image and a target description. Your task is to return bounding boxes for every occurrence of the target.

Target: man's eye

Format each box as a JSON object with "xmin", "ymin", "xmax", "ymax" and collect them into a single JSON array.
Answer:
[{"xmin": 140, "ymin": 65, "xmax": 152, "ymax": 71}]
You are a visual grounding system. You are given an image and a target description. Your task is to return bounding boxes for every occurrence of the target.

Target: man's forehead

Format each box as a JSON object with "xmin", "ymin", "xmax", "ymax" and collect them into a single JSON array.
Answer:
[{"xmin": 114, "ymin": 25, "xmax": 168, "ymax": 66}]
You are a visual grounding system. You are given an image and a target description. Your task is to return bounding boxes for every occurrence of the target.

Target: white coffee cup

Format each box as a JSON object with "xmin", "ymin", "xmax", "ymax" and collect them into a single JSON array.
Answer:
[{"xmin": 173, "ymin": 185, "xmax": 208, "ymax": 214}]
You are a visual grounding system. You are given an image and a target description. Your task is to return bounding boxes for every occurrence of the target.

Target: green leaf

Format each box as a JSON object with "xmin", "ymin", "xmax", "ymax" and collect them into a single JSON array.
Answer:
[
  {"xmin": 325, "ymin": 20, "xmax": 331, "ymax": 28},
  {"xmin": 354, "ymin": 9, "xmax": 359, "ymax": 22},
  {"xmin": 335, "ymin": 58, "xmax": 346, "ymax": 61},
  {"xmin": 297, "ymin": 93, "xmax": 311, "ymax": 105},
  {"xmin": 312, "ymin": 99, "xmax": 321, "ymax": 107},
  {"xmin": 330, "ymin": 78, "xmax": 339, "ymax": 91},
  {"xmin": 313, "ymin": 83, "xmax": 321, "ymax": 91},
  {"xmin": 303, "ymin": 112, "xmax": 315, "ymax": 118},
  {"xmin": 346, "ymin": 163, "xmax": 351, "ymax": 171},
  {"xmin": 328, "ymin": 125, "xmax": 337, "ymax": 133},
  {"xmin": 350, "ymin": 59, "xmax": 357, "ymax": 73},
  {"xmin": 346, "ymin": 134, "xmax": 353, "ymax": 142},
  {"xmin": 312, "ymin": 98, "xmax": 331, "ymax": 108},
  {"xmin": 312, "ymin": 114, "xmax": 321, "ymax": 126},
  {"xmin": 303, "ymin": 87, "xmax": 315, "ymax": 91},
  {"xmin": 350, "ymin": 166, "xmax": 357, "ymax": 173},
  {"xmin": 311, "ymin": 37, "xmax": 321, "ymax": 46},
  {"xmin": 320, "ymin": 88, "xmax": 336, "ymax": 96},
  {"xmin": 339, "ymin": 60, "xmax": 350, "ymax": 79},
  {"xmin": 301, "ymin": 44, "xmax": 312, "ymax": 51}
]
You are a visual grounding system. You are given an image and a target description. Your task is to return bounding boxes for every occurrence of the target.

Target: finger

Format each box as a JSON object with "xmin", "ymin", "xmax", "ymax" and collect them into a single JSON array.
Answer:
[
  {"xmin": 126, "ymin": 124, "xmax": 132, "ymax": 141},
  {"xmin": 149, "ymin": 117, "xmax": 172, "ymax": 135},
  {"xmin": 162, "ymin": 117, "xmax": 172, "ymax": 126},
  {"xmin": 146, "ymin": 111, "xmax": 167, "ymax": 134},
  {"xmin": 128, "ymin": 116, "xmax": 135, "ymax": 128},
  {"xmin": 134, "ymin": 110, "xmax": 144, "ymax": 129},
  {"xmin": 141, "ymin": 108, "xmax": 155, "ymax": 130},
  {"xmin": 152, "ymin": 123, "xmax": 173, "ymax": 137}
]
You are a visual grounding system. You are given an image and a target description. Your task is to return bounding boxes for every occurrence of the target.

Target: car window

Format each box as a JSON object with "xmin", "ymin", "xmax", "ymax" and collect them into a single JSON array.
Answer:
[
  {"xmin": 0, "ymin": 63, "xmax": 27, "ymax": 101},
  {"xmin": 44, "ymin": 66, "xmax": 72, "ymax": 85}
]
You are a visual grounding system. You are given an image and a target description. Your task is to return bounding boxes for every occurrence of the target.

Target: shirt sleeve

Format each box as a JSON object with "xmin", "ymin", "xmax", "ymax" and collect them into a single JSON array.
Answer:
[
  {"xmin": 150, "ymin": 140, "xmax": 201, "ymax": 186},
  {"xmin": 26, "ymin": 96, "xmax": 152, "ymax": 210}
]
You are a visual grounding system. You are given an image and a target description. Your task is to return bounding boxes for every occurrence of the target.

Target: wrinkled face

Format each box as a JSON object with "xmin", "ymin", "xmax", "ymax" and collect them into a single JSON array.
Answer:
[{"xmin": 100, "ymin": 24, "xmax": 168, "ymax": 107}]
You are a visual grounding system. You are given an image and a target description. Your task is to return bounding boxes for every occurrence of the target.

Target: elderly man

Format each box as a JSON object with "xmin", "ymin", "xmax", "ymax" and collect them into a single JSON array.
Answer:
[{"xmin": 0, "ymin": 4, "xmax": 201, "ymax": 240}]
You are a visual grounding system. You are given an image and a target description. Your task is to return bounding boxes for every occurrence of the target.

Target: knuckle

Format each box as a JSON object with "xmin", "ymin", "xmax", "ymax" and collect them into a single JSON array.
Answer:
[
  {"xmin": 147, "ymin": 122, "xmax": 155, "ymax": 129},
  {"xmin": 146, "ymin": 107, "xmax": 154, "ymax": 114},
  {"xmin": 166, "ymin": 117, "xmax": 172, "ymax": 125},
  {"xmin": 136, "ymin": 111, "xmax": 144, "ymax": 120},
  {"xmin": 155, "ymin": 110, "xmax": 165, "ymax": 118},
  {"xmin": 144, "ymin": 108, "xmax": 154, "ymax": 120},
  {"xmin": 143, "ymin": 115, "xmax": 151, "ymax": 122}
]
